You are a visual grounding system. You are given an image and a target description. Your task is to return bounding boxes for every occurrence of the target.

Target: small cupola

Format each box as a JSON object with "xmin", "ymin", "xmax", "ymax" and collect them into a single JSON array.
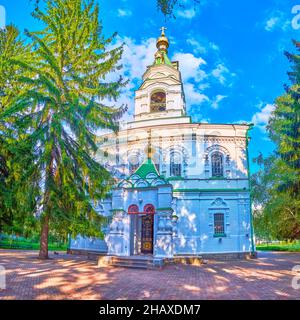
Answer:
[{"xmin": 154, "ymin": 27, "xmax": 172, "ymax": 66}]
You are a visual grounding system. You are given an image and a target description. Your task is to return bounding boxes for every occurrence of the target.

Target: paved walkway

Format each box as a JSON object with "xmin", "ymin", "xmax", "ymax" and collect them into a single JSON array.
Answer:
[{"xmin": 0, "ymin": 250, "xmax": 299, "ymax": 300}]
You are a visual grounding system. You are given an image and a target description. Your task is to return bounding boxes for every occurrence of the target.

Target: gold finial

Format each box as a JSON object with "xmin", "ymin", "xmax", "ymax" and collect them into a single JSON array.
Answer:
[{"xmin": 160, "ymin": 26, "xmax": 167, "ymax": 36}]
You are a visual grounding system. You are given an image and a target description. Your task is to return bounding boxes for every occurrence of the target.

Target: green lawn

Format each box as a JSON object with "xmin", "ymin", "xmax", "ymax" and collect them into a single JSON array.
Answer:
[
  {"xmin": 257, "ymin": 242, "xmax": 300, "ymax": 252},
  {"xmin": 0, "ymin": 239, "xmax": 67, "ymax": 251}
]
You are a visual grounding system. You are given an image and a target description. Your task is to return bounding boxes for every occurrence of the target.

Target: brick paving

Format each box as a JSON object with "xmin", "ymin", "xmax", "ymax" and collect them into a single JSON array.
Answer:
[{"xmin": 0, "ymin": 249, "xmax": 299, "ymax": 300}]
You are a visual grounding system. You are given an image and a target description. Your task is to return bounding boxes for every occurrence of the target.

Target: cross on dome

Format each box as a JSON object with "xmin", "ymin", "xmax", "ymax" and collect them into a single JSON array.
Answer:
[{"xmin": 160, "ymin": 26, "xmax": 167, "ymax": 36}]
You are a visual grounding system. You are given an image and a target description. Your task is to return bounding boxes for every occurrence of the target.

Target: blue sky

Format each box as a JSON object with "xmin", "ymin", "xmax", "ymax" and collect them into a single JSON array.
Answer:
[{"xmin": 1, "ymin": 0, "xmax": 299, "ymax": 171}]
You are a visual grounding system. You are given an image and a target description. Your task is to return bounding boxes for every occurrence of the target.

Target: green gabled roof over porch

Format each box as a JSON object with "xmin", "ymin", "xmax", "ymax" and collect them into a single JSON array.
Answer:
[
  {"xmin": 133, "ymin": 157, "xmax": 160, "ymax": 179},
  {"xmin": 117, "ymin": 157, "xmax": 169, "ymax": 189}
]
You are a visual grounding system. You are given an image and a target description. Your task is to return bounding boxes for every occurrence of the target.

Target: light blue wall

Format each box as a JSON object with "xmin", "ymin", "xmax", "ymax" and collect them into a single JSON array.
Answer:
[
  {"xmin": 70, "ymin": 188, "xmax": 254, "ymax": 256},
  {"xmin": 174, "ymin": 191, "xmax": 253, "ymax": 255}
]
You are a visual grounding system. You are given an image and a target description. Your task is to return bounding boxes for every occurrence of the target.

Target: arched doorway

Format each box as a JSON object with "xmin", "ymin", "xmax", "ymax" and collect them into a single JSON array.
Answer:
[{"xmin": 128, "ymin": 204, "xmax": 155, "ymax": 255}]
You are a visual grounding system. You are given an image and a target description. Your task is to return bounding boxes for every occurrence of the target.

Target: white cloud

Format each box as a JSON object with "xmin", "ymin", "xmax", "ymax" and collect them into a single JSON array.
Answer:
[
  {"xmin": 186, "ymin": 34, "xmax": 220, "ymax": 55},
  {"xmin": 264, "ymin": 11, "xmax": 289, "ymax": 32},
  {"xmin": 251, "ymin": 103, "xmax": 275, "ymax": 131},
  {"xmin": 265, "ymin": 17, "xmax": 279, "ymax": 31},
  {"xmin": 102, "ymin": 36, "xmax": 157, "ymax": 122},
  {"xmin": 172, "ymin": 52, "xmax": 207, "ymax": 82},
  {"xmin": 184, "ymin": 83, "xmax": 209, "ymax": 105},
  {"xmin": 211, "ymin": 95, "xmax": 227, "ymax": 109},
  {"xmin": 186, "ymin": 38, "xmax": 207, "ymax": 54},
  {"xmin": 177, "ymin": 8, "xmax": 196, "ymax": 19},
  {"xmin": 117, "ymin": 8, "xmax": 132, "ymax": 17},
  {"xmin": 209, "ymin": 42, "xmax": 220, "ymax": 51},
  {"xmin": 172, "ymin": 52, "xmax": 209, "ymax": 107},
  {"xmin": 211, "ymin": 63, "xmax": 235, "ymax": 85},
  {"xmin": 117, "ymin": 36, "xmax": 157, "ymax": 80}
]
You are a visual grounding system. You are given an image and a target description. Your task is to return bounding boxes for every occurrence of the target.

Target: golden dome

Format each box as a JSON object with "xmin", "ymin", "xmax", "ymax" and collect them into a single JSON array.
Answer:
[{"xmin": 156, "ymin": 27, "xmax": 169, "ymax": 53}]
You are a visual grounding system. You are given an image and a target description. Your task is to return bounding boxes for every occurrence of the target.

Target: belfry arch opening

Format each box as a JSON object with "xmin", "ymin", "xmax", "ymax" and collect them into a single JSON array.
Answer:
[{"xmin": 150, "ymin": 90, "xmax": 166, "ymax": 112}]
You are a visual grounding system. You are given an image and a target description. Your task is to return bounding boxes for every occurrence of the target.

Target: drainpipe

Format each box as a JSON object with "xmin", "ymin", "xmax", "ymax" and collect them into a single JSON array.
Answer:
[{"xmin": 246, "ymin": 123, "xmax": 256, "ymax": 256}]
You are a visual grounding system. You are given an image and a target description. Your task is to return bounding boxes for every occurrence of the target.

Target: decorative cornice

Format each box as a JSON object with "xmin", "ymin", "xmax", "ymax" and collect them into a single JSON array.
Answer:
[
  {"xmin": 96, "ymin": 133, "xmax": 247, "ymax": 146},
  {"xmin": 173, "ymin": 188, "xmax": 249, "ymax": 193}
]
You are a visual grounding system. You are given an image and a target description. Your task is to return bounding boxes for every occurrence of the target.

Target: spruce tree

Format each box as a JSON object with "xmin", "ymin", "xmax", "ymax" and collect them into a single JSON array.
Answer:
[
  {"xmin": 0, "ymin": 25, "xmax": 33, "ymax": 232},
  {"xmin": 268, "ymin": 40, "xmax": 300, "ymax": 197},
  {"xmin": 3, "ymin": 0, "xmax": 126, "ymax": 258},
  {"xmin": 253, "ymin": 40, "xmax": 300, "ymax": 240}
]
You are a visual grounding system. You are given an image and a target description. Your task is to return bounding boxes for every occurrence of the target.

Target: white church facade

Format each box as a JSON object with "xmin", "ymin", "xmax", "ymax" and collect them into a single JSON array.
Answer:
[{"xmin": 70, "ymin": 29, "xmax": 255, "ymax": 259}]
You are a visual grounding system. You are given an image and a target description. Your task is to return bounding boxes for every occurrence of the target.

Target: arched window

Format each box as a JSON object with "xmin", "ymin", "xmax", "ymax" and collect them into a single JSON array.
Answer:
[
  {"xmin": 128, "ymin": 205, "xmax": 139, "ymax": 214},
  {"xmin": 144, "ymin": 204, "xmax": 155, "ymax": 214},
  {"xmin": 150, "ymin": 91, "xmax": 166, "ymax": 112},
  {"xmin": 211, "ymin": 152, "xmax": 223, "ymax": 177},
  {"xmin": 170, "ymin": 151, "xmax": 182, "ymax": 177}
]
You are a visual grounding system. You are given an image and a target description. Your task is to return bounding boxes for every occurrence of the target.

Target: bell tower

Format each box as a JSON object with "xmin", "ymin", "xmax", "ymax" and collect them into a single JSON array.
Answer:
[{"xmin": 130, "ymin": 28, "xmax": 190, "ymax": 128}]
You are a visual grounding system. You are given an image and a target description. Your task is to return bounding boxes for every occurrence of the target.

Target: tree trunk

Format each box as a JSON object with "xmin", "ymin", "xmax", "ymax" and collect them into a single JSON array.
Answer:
[{"xmin": 38, "ymin": 213, "xmax": 49, "ymax": 259}]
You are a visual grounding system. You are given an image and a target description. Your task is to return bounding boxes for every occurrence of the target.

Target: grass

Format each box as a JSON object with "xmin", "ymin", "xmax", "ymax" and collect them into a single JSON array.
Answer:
[
  {"xmin": 256, "ymin": 241, "xmax": 300, "ymax": 252},
  {"xmin": 0, "ymin": 238, "xmax": 68, "ymax": 251}
]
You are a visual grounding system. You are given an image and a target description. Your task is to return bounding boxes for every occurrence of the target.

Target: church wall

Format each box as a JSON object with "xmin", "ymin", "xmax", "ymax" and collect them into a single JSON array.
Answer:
[
  {"xmin": 174, "ymin": 192, "xmax": 253, "ymax": 255},
  {"xmin": 73, "ymin": 124, "xmax": 253, "ymax": 256},
  {"xmin": 69, "ymin": 236, "xmax": 108, "ymax": 252}
]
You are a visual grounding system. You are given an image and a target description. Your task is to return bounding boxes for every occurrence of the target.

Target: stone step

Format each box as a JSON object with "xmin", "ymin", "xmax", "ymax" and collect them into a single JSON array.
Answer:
[
  {"xmin": 110, "ymin": 262, "xmax": 157, "ymax": 270},
  {"xmin": 98, "ymin": 256, "xmax": 164, "ymax": 269},
  {"xmin": 111, "ymin": 257, "xmax": 155, "ymax": 264},
  {"xmin": 111, "ymin": 260, "xmax": 154, "ymax": 266}
]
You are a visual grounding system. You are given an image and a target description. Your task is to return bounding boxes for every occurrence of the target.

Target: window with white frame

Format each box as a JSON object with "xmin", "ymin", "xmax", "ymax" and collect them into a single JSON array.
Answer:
[
  {"xmin": 211, "ymin": 152, "xmax": 224, "ymax": 177},
  {"xmin": 170, "ymin": 151, "xmax": 182, "ymax": 177}
]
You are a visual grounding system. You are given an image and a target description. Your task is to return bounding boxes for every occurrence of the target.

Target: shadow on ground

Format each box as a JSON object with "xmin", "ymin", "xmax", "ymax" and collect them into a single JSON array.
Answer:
[{"xmin": 0, "ymin": 250, "xmax": 299, "ymax": 300}]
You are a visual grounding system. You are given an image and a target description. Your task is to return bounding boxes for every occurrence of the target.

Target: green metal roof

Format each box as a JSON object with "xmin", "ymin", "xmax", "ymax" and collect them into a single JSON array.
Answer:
[
  {"xmin": 133, "ymin": 158, "xmax": 160, "ymax": 179},
  {"xmin": 154, "ymin": 51, "xmax": 173, "ymax": 67}
]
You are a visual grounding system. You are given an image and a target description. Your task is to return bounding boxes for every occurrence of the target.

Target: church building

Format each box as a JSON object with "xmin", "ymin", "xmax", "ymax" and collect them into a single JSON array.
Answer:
[{"xmin": 70, "ymin": 29, "xmax": 255, "ymax": 259}]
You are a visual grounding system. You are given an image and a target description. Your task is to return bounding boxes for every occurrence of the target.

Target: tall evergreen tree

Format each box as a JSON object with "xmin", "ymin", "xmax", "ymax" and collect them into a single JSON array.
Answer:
[
  {"xmin": 251, "ymin": 155, "xmax": 300, "ymax": 240},
  {"xmin": 252, "ymin": 40, "xmax": 300, "ymax": 241},
  {"xmin": 0, "ymin": 25, "xmax": 33, "ymax": 232},
  {"xmin": 3, "ymin": 0, "xmax": 126, "ymax": 259},
  {"xmin": 268, "ymin": 40, "xmax": 300, "ymax": 197}
]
